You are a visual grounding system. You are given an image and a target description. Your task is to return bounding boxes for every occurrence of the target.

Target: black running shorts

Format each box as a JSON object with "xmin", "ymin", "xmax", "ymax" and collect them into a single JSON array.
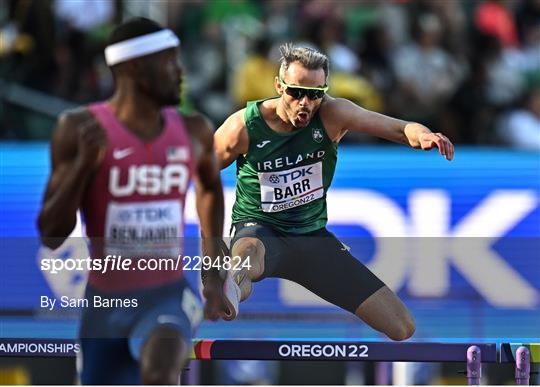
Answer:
[{"xmin": 230, "ymin": 220, "xmax": 386, "ymax": 314}]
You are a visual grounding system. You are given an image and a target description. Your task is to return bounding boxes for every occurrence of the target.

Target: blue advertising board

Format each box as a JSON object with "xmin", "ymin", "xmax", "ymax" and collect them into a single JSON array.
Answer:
[{"xmin": 1, "ymin": 143, "xmax": 539, "ymax": 340}]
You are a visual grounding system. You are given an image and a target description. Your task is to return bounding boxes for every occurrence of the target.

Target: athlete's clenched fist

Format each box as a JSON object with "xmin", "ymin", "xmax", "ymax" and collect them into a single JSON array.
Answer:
[{"xmin": 77, "ymin": 119, "xmax": 108, "ymax": 171}]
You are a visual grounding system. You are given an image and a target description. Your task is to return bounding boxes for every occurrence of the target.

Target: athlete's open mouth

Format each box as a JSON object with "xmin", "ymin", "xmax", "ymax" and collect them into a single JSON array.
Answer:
[{"xmin": 297, "ymin": 111, "xmax": 309, "ymax": 121}]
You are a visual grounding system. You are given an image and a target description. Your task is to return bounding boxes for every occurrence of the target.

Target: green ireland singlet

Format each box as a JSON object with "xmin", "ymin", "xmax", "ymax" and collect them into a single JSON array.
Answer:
[{"xmin": 231, "ymin": 98, "xmax": 338, "ymax": 234}]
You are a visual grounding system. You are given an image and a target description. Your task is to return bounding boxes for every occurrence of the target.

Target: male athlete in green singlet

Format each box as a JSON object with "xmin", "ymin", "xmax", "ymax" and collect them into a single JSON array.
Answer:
[{"xmin": 212, "ymin": 43, "xmax": 454, "ymax": 341}]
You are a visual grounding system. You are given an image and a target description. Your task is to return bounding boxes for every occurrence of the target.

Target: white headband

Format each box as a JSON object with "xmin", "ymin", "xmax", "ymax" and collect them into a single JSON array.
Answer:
[{"xmin": 104, "ymin": 29, "xmax": 180, "ymax": 66}]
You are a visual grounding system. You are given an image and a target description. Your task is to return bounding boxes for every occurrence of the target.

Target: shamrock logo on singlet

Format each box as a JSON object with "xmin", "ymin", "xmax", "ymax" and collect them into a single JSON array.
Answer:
[
  {"xmin": 312, "ymin": 128, "xmax": 324, "ymax": 143},
  {"xmin": 269, "ymin": 174, "xmax": 280, "ymax": 184}
]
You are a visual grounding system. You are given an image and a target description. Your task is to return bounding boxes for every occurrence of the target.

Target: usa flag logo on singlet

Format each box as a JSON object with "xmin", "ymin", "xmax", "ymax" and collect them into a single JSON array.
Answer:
[{"xmin": 167, "ymin": 146, "xmax": 189, "ymax": 162}]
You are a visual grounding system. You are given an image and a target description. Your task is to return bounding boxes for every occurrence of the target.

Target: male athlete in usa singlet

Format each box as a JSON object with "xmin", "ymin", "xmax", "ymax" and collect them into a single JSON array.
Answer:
[
  {"xmin": 83, "ymin": 102, "xmax": 194, "ymax": 291},
  {"xmin": 38, "ymin": 18, "xmax": 226, "ymax": 384},
  {"xmin": 76, "ymin": 103, "xmax": 200, "ymax": 384}
]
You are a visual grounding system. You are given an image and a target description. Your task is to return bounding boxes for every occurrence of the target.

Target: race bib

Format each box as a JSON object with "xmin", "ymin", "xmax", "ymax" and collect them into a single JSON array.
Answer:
[
  {"xmin": 104, "ymin": 200, "xmax": 182, "ymax": 257},
  {"xmin": 258, "ymin": 162, "xmax": 324, "ymax": 213}
]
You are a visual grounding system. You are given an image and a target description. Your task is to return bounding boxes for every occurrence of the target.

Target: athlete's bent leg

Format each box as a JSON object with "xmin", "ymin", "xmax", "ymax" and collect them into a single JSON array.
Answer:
[
  {"xmin": 140, "ymin": 325, "xmax": 186, "ymax": 384},
  {"xmin": 218, "ymin": 237, "xmax": 265, "ymax": 320},
  {"xmin": 355, "ymin": 286, "xmax": 415, "ymax": 341},
  {"xmin": 286, "ymin": 228, "xmax": 415, "ymax": 341},
  {"xmin": 230, "ymin": 237, "xmax": 265, "ymax": 300}
]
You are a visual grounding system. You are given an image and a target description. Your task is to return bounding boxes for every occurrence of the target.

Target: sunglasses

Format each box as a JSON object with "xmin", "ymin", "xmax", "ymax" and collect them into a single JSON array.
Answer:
[{"xmin": 280, "ymin": 78, "xmax": 328, "ymax": 100}]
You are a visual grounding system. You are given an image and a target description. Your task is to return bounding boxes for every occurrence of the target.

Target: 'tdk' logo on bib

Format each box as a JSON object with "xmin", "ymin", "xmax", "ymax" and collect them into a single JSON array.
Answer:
[{"xmin": 258, "ymin": 162, "xmax": 324, "ymax": 213}]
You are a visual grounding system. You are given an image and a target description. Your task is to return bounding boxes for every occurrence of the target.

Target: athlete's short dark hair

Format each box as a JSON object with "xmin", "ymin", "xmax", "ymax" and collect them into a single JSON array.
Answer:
[
  {"xmin": 107, "ymin": 17, "xmax": 164, "ymax": 47},
  {"xmin": 278, "ymin": 43, "xmax": 329, "ymax": 81}
]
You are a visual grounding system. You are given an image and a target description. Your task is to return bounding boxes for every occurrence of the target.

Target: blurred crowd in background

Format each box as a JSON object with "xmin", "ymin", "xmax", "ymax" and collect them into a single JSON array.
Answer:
[{"xmin": 1, "ymin": 0, "xmax": 539, "ymax": 148}]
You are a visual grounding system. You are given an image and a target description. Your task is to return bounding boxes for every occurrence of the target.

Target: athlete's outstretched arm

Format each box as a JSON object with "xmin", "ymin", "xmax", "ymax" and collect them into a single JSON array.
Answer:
[
  {"xmin": 37, "ymin": 110, "xmax": 106, "ymax": 249},
  {"xmin": 323, "ymin": 97, "xmax": 454, "ymax": 160},
  {"xmin": 214, "ymin": 109, "xmax": 249, "ymax": 169}
]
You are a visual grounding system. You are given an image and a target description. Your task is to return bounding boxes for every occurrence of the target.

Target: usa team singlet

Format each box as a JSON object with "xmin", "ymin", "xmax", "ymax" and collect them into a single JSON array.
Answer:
[
  {"xmin": 232, "ymin": 98, "xmax": 337, "ymax": 234},
  {"xmin": 83, "ymin": 102, "xmax": 194, "ymax": 291}
]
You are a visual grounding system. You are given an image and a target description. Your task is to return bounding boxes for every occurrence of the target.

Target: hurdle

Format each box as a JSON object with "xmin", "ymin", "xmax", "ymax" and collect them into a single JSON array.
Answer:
[
  {"xmin": 2, "ymin": 338, "xmax": 538, "ymax": 384},
  {"xmin": 191, "ymin": 340, "xmax": 498, "ymax": 385},
  {"xmin": 0, "ymin": 338, "xmax": 497, "ymax": 385}
]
